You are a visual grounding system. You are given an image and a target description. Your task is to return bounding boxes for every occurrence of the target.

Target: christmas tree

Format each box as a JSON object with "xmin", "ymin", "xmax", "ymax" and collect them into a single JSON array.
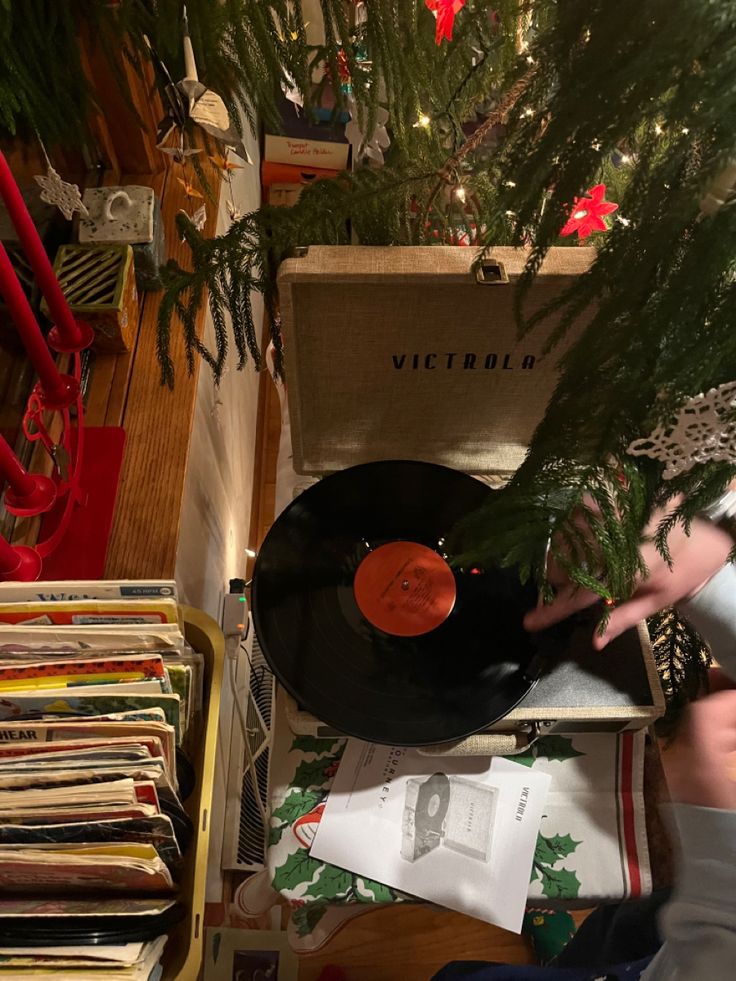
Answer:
[{"xmin": 3, "ymin": 0, "xmax": 735, "ymax": 625}]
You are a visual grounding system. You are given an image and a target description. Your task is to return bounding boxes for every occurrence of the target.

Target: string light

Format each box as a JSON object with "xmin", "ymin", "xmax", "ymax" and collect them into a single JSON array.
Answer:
[
  {"xmin": 620, "ymin": 153, "xmax": 632, "ymax": 165},
  {"xmin": 504, "ymin": 180, "xmax": 517, "ymax": 188},
  {"xmin": 681, "ymin": 127, "xmax": 690, "ymax": 135},
  {"xmin": 454, "ymin": 186, "xmax": 467, "ymax": 202},
  {"xmin": 414, "ymin": 113, "xmax": 431, "ymax": 128},
  {"xmin": 522, "ymin": 107, "xmax": 534, "ymax": 118},
  {"xmin": 654, "ymin": 123, "xmax": 664, "ymax": 136}
]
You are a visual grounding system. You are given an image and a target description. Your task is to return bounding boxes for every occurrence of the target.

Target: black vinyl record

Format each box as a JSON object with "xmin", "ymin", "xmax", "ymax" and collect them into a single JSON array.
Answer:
[{"xmin": 252, "ymin": 460, "xmax": 556, "ymax": 746}]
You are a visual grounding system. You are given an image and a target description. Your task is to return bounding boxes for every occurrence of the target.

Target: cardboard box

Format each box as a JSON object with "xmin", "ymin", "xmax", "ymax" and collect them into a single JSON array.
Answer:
[{"xmin": 264, "ymin": 101, "xmax": 349, "ymax": 170}]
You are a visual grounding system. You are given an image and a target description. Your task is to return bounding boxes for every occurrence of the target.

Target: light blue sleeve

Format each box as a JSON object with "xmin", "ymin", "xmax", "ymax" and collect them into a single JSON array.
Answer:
[
  {"xmin": 642, "ymin": 804, "xmax": 736, "ymax": 979},
  {"xmin": 677, "ymin": 562, "xmax": 736, "ymax": 679}
]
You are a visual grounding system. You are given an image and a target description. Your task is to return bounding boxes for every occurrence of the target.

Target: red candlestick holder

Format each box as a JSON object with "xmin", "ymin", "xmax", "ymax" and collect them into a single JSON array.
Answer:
[
  {"xmin": 0, "ymin": 535, "xmax": 42, "ymax": 582},
  {"xmin": 0, "ymin": 152, "xmax": 94, "ymax": 354},
  {"xmin": 0, "ymin": 242, "xmax": 79, "ymax": 409},
  {"xmin": 0, "ymin": 433, "xmax": 56, "ymax": 516}
]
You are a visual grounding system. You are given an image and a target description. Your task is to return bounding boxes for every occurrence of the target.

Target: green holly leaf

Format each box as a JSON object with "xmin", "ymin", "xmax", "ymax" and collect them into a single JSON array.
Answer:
[
  {"xmin": 290, "ymin": 735, "xmax": 343, "ymax": 756},
  {"xmin": 272, "ymin": 850, "xmax": 323, "ymax": 892},
  {"xmin": 291, "ymin": 902, "xmax": 328, "ymax": 937},
  {"xmin": 534, "ymin": 833, "xmax": 581, "ymax": 867},
  {"xmin": 355, "ymin": 876, "xmax": 397, "ymax": 903},
  {"xmin": 270, "ymin": 788, "xmax": 323, "ymax": 825},
  {"xmin": 268, "ymin": 824, "xmax": 286, "ymax": 847},
  {"xmin": 539, "ymin": 866, "xmax": 581, "ymax": 899},
  {"xmin": 303, "ymin": 864, "xmax": 354, "ymax": 900},
  {"xmin": 293, "ymin": 755, "xmax": 339, "ymax": 789},
  {"xmin": 534, "ymin": 736, "xmax": 585, "ymax": 762},
  {"xmin": 544, "ymin": 833, "xmax": 580, "ymax": 860},
  {"xmin": 509, "ymin": 748, "xmax": 537, "ymax": 767}
]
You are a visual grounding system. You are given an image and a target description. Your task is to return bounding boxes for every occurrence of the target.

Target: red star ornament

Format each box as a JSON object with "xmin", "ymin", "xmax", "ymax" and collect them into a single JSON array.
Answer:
[
  {"xmin": 425, "ymin": 0, "xmax": 466, "ymax": 45},
  {"xmin": 560, "ymin": 183, "xmax": 619, "ymax": 239}
]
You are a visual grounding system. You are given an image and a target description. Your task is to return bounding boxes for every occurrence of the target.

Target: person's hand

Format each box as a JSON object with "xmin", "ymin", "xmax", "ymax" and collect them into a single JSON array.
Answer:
[
  {"xmin": 664, "ymin": 686, "xmax": 736, "ymax": 811},
  {"xmin": 524, "ymin": 510, "xmax": 733, "ymax": 649}
]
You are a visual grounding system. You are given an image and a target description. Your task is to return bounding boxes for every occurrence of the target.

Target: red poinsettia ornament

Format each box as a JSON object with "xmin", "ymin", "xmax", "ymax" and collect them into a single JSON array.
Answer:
[
  {"xmin": 425, "ymin": 0, "xmax": 466, "ymax": 45},
  {"xmin": 560, "ymin": 183, "xmax": 618, "ymax": 239}
]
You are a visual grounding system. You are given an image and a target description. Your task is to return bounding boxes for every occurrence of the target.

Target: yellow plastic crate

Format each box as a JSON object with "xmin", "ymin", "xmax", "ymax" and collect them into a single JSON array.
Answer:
[{"xmin": 159, "ymin": 605, "xmax": 224, "ymax": 980}]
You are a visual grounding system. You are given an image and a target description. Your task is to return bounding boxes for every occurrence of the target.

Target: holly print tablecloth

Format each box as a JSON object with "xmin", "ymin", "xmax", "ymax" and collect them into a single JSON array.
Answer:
[{"xmin": 267, "ymin": 689, "xmax": 651, "ymax": 939}]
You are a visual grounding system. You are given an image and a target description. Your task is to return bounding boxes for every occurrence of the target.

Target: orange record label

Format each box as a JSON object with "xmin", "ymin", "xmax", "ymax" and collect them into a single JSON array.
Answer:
[{"xmin": 353, "ymin": 541, "xmax": 457, "ymax": 637}]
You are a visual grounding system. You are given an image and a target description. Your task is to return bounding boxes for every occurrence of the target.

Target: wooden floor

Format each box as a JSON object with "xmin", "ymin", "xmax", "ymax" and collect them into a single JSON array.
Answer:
[
  {"xmin": 297, "ymin": 906, "xmax": 537, "ymax": 980},
  {"xmin": 240, "ymin": 363, "xmax": 584, "ymax": 979}
]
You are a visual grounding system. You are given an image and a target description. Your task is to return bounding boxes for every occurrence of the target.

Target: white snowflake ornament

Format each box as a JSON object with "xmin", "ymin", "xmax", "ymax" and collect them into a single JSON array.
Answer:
[
  {"xmin": 627, "ymin": 380, "xmax": 736, "ymax": 479},
  {"xmin": 34, "ymin": 166, "xmax": 88, "ymax": 221},
  {"xmin": 345, "ymin": 97, "xmax": 390, "ymax": 164}
]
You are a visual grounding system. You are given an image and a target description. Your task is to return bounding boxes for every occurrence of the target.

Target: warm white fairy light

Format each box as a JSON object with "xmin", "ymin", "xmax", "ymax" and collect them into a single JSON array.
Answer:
[
  {"xmin": 414, "ymin": 113, "xmax": 431, "ymax": 128},
  {"xmin": 654, "ymin": 123, "xmax": 664, "ymax": 136},
  {"xmin": 454, "ymin": 186, "xmax": 467, "ymax": 202},
  {"xmin": 504, "ymin": 180, "xmax": 517, "ymax": 188},
  {"xmin": 620, "ymin": 153, "xmax": 632, "ymax": 165},
  {"xmin": 522, "ymin": 107, "xmax": 534, "ymax": 118},
  {"xmin": 681, "ymin": 127, "xmax": 690, "ymax": 135}
]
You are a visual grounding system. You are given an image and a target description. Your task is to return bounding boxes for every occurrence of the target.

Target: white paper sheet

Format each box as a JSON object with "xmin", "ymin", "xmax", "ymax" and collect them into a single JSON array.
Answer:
[{"xmin": 310, "ymin": 741, "xmax": 551, "ymax": 933}]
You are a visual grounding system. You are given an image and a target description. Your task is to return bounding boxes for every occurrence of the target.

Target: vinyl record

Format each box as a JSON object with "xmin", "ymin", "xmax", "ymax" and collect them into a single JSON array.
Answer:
[{"xmin": 252, "ymin": 460, "xmax": 556, "ymax": 746}]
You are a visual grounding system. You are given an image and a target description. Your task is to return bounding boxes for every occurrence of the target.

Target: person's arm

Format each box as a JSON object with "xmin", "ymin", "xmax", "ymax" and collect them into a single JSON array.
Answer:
[
  {"xmin": 524, "ymin": 505, "xmax": 734, "ymax": 655},
  {"xmin": 642, "ymin": 804, "xmax": 736, "ymax": 979},
  {"xmin": 677, "ymin": 563, "xmax": 736, "ymax": 679},
  {"xmin": 642, "ymin": 689, "xmax": 736, "ymax": 979}
]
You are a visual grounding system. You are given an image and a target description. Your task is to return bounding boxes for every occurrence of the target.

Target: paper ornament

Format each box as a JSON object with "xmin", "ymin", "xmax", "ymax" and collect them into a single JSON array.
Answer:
[
  {"xmin": 34, "ymin": 166, "xmax": 88, "ymax": 221},
  {"xmin": 345, "ymin": 97, "xmax": 390, "ymax": 164},
  {"xmin": 146, "ymin": 13, "xmax": 252, "ymax": 165},
  {"xmin": 627, "ymin": 380, "xmax": 736, "ymax": 479}
]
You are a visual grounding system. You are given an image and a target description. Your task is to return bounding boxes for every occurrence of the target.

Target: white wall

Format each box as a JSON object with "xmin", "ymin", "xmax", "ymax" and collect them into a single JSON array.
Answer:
[{"xmin": 174, "ymin": 128, "xmax": 262, "ymax": 619}]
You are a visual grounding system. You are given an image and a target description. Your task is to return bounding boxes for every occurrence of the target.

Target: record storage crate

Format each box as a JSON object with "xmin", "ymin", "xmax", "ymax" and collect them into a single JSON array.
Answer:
[{"xmin": 160, "ymin": 605, "xmax": 224, "ymax": 980}]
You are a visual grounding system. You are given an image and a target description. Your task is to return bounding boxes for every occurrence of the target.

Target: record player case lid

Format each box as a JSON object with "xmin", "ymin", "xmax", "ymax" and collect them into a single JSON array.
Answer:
[{"xmin": 277, "ymin": 245, "xmax": 595, "ymax": 476}]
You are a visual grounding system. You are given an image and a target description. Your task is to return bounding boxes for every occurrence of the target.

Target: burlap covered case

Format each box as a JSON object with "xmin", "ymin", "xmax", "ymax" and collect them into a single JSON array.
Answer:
[{"xmin": 278, "ymin": 245, "xmax": 595, "ymax": 475}]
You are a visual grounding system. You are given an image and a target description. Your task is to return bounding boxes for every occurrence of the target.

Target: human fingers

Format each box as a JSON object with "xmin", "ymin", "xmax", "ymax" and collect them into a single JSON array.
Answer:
[
  {"xmin": 592, "ymin": 592, "xmax": 668, "ymax": 649},
  {"xmin": 524, "ymin": 582, "xmax": 600, "ymax": 632}
]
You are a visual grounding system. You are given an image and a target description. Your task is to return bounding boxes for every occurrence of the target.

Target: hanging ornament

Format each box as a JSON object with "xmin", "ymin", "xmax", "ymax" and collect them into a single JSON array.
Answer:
[
  {"xmin": 627, "ymin": 381, "xmax": 736, "ymax": 480},
  {"xmin": 425, "ymin": 0, "xmax": 466, "ymax": 45},
  {"xmin": 345, "ymin": 96, "xmax": 390, "ymax": 165},
  {"xmin": 324, "ymin": 49, "xmax": 352, "ymax": 94},
  {"xmin": 176, "ymin": 177, "xmax": 204, "ymax": 200},
  {"xmin": 281, "ymin": 71, "xmax": 304, "ymax": 113},
  {"xmin": 226, "ymin": 200, "xmax": 242, "ymax": 222},
  {"xmin": 189, "ymin": 203, "xmax": 207, "ymax": 232},
  {"xmin": 209, "ymin": 153, "xmax": 243, "ymax": 175},
  {"xmin": 34, "ymin": 166, "xmax": 89, "ymax": 221},
  {"xmin": 559, "ymin": 183, "xmax": 618, "ymax": 239},
  {"xmin": 146, "ymin": 7, "xmax": 252, "ymax": 165}
]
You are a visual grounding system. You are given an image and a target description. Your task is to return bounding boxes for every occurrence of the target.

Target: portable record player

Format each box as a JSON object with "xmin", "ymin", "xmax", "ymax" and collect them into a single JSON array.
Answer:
[{"xmin": 252, "ymin": 246, "xmax": 665, "ymax": 752}]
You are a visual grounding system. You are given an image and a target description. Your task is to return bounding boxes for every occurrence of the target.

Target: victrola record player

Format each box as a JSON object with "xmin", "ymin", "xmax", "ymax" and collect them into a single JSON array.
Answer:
[{"xmin": 252, "ymin": 246, "xmax": 665, "ymax": 755}]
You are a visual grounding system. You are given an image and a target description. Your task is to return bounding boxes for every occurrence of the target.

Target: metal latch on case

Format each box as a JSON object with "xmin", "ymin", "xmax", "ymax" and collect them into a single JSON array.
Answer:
[{"xmin": 475, "ymin": 259, "xmax": 509, "ymax": 285}]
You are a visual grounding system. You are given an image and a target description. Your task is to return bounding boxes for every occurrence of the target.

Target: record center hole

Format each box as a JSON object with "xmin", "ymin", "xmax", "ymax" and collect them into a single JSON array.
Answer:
[
  {"xmin": 401, "ymin": 580, "xmax": 410, "ymax": 590},
  {"xmin": 427, "ymin": 793, "xmax": 441, "ymax": 818}
]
